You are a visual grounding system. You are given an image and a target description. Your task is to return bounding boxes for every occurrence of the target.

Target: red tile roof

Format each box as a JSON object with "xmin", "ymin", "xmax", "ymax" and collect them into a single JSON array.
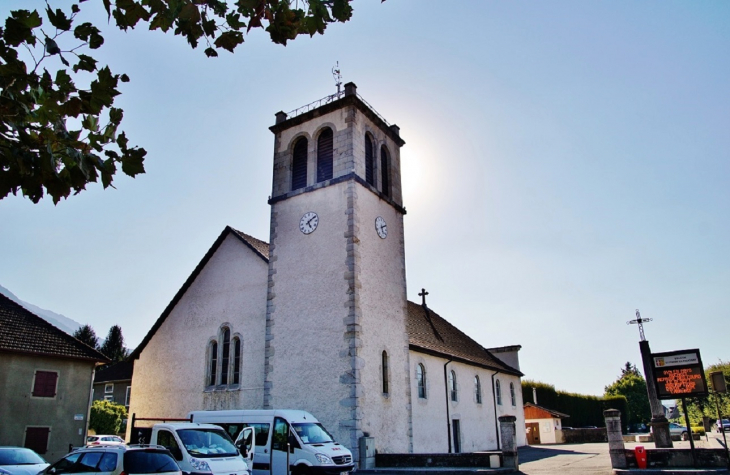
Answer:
[{"xmin": 0, "ymin": 293, "xmax": 108, "ymax": 362}]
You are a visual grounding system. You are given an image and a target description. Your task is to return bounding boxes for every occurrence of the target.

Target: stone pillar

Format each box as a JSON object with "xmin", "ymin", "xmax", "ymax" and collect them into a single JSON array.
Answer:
[
  {"xmin": 640, "ymin": 340, "xmax": 673, "ymax": 448},
  {"xmin": 604, "ymin": 409, "xmax": 627, "ymax": 469},
  {"xmin": 275, "ymin": 111, "xmax": 287, "ymax": 124},
  {"xmin": 499, "ymin": 415, "xmax": 518, "ymax": 471}
]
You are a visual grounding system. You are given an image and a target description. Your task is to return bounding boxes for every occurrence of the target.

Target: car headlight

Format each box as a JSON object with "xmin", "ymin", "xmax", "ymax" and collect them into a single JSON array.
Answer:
[
  {"xmin": 190, "ymin": 458, "xmax": 212, "ymax": 472},
  {"xmin": 314, "ymin": 453, "xmax": 333, "ymax": 464}
]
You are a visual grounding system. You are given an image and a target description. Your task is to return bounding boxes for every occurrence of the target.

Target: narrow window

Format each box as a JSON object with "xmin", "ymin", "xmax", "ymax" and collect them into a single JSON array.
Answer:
[
  {"xmin": 365, "ymin": 134, "xmax": 375, "ymax": 186},
  {"xmin": 125, "ymin": 386, "xmax": 131, "ymax": 407},
  {"xmin": 221, "ymin": 329, "xmax": 230, "ymax": 385},
  {"xmin": 233, "ymin": 338, "xmax": 241, "ymax": 385},
  {"xmin": 291, "ymin": 137, "xmax": 308, "ymax": 191},
  {"xmin": 496, "ymin": 379, "xmax": 502, "ymax": 405},
  {"xmin": 510, "ymin": 382, "xmax": 516, "ymax": 406},
  {"xmin": 32, "ymin": 371, "xmax": 58, "ymax": 398},
  {"xmin": 105, "ymin": 383, "xmax": 114, "ymax": 394},
  {"xmin": 380, "ymin": 145, "xmax": 390, "ymax": 197},
  {"xmin": 382, "ymin": 351, "xmax": 389, "ymax": 395},
  {"xmin": 317, "ymin": 128, "xmax": 333, "ymax": 182},
  {"xmin": 416, "ymin": 363, "xmax": 427, "ymax": 399},
  {"xmin": 475, "ymin": 375, "xmax": 482, "ymax": 404},
  {"xmin": 24, "ymin": 427, "xmax": 50, "ymax": 454},
  {"xmin": 209, "ymin": 341, "xmax": 218, "ymax": 386},
  {"xmin": 449, "ymin": 370, "xmax": 457, "ymax": 402}
]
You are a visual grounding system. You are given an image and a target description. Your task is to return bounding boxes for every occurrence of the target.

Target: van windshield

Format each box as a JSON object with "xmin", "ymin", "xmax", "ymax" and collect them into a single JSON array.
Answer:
[
  {"xmin": 291, "ymin": 423, "xmax": 334, "ymax": 444},
  {"xmin": 176, "ymin": 429, "xmax": 238, "ymax": 458}
]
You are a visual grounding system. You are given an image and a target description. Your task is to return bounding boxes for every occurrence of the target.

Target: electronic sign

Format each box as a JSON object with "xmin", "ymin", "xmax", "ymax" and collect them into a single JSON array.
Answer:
[{"xmin": 651, "ymin": 349, "xmax": 708, "ymax": 400}]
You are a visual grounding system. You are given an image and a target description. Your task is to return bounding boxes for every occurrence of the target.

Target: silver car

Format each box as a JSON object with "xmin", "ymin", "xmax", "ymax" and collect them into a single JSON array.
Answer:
[
  {"xmin": 0, "ymin": 447, "xmax": 50, "ymax": 475},
  {"xmin": 668, "ymin": 422, "xmax": 689, "ymax": 440},
  {"xmin": 41, "ymin": 445, "xmax": 180, "ymax": 475}
]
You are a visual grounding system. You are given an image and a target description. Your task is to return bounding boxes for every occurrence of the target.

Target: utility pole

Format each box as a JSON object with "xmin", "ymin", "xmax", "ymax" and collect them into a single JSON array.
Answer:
[{"xmin": 628, "ymin": 310, "xmax": 673, "ymax": 448}]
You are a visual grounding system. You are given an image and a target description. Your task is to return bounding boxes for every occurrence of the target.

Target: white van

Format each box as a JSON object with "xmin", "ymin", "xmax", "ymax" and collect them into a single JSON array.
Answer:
[
  {"xmin": 188, "ymin": 410, "xmax": 355, "ymax": 475},
  {"xmin": 148, "ymin": 422, "xmax": 254, "ymax": 475}
]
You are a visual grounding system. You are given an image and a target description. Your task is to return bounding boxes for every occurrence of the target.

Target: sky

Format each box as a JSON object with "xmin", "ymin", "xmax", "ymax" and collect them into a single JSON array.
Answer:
[{"xmin": 1, "ymin": 1, "xmax": 728, "ymax": 397}]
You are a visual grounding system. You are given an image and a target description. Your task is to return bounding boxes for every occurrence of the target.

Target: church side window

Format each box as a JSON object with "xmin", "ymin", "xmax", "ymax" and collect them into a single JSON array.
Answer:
[
  {"xmin": 380, "ymin": 145, "xmax": 390, "ymax": 197},
  {"xmin": 221, "ymin": 328, "xmax": 230, "ymax": 385},
  {"xmin": 208, "ymin": 341, "xmax": 218, "ymax": 386},
  {"xmin": 382, "ymin": 351, "xmax": 389, "ymax": 395},
  {"xmin": 365, "ymin": 134, "xmax": 375, "ymax": 186},
  {"xmin": 510, "ymin": 382, "xmax": 516, "ymax": 406},
  {"xmin": 449, "ymin": 370, "xmax": 457, "ymax": 402},
  {"xmin": 416, "ymin": 363, "xmax": 426, "ymax": 399},
  {"xmin": 496, "ymin": 379, "xmax": 502, "ymax": 405},
  {"xmin": 291, "ymin": 137, "xmax": 308, "ymax": 191},
  {"xmin": 475, "ymin": 375, "xmax": 482, "ymax": 404},
  {"xmin": 233, "ymin": 337, "xmax": 241, "ymax": 385},
  {"xmin": 317, "ymin": 128, "xmax": 333, "ymax": 183}
]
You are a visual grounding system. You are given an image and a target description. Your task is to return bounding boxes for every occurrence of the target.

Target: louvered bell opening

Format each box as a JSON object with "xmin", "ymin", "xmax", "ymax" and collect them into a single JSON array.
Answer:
[
  {"xmin": 317, "ymin": 128, "xmax": 334, "ymax": 183},
  {"xmin": 365, "ymin": 134, "xmax": 375, "ymax": 186},
  {"xmin": 380, "ymin": 145, "xmax": 390, "ymax": 197},
  {"xmin": 291, "ymin": 138, "xmax": 307, "ymax": 191}
]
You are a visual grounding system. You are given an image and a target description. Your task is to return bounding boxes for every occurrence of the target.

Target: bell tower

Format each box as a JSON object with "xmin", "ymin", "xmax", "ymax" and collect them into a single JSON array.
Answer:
[{"xmin": 264, "ymin": 83, "xmax": 412, "ymax": 457}]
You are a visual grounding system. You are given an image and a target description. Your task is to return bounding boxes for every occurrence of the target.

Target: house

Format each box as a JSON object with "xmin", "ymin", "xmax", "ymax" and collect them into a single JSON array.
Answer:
[
  {"xmin": 524, "ymin": 402, "xmax": 570, "ymax": 444},
  {"xmin": 0, "ymin": 293, "xmax": 108, "ymax": 462},
  {"xmin": 92, "ymin": 360, "xmax": 133, "ymax": 408},
  {"xmin": 128, "ymin": 83, "xmax": 526, "ymax": 461}
]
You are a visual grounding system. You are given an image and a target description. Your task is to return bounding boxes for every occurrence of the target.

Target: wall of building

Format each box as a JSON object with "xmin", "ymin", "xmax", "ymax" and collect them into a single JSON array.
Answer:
[
  {"xmin": 92, "ymin": 380, "xmax": 131, "ymax": 407},
  {"xmin": 128, "ymin": 234, "xmax": 268, "ymax": 433},
  {"xmin": 0, "ymin": 353, "xmax": 95, "ymax": 463},
  {"xmin": 525, "ymin": 417, "xmax": 561, "ymax": 444}
]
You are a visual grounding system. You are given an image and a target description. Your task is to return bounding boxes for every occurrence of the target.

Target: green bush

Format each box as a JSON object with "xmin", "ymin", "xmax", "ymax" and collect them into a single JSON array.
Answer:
[
  {"xmin": 90, "ymin": 400, "xmax": 128, "ymax": 435},
  {"xmin": 691, "ymin": 426, "xmax": 706, "ymax": 435}
]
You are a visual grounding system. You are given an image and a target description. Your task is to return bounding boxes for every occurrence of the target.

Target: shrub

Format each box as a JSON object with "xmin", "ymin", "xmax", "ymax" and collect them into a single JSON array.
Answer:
[{"xmin": 89, "ymin": 400, "xmax": 128, "ymax": 435}]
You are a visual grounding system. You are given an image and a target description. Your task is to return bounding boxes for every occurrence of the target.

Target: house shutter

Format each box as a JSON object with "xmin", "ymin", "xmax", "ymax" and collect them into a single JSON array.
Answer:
[
  {"xmin": 32, "ymin": 371, "xmax": 57, "ymax": 397},
  {"xmin": 365, "ymin": 135, "xmax": 374, "ymax": 186},
  {"xmin": 317, "ymin": 128, "xmax": 333, "ymax": 182},
  {"xmin": 291, "ymin": 138, "xmax": 307, "ymax": 191},
  {"xmin": 25, "ymin": 427, "xmax": 50, "ymax": 454}
]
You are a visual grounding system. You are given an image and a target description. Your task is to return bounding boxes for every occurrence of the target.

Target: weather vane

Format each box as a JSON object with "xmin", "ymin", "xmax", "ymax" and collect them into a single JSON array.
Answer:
[
  {"xmin": 332, "ymin": 61, "xmax": 342, "ymax": 95},
  {"xmin": 627, "ymin": 309, "xmax": 652, "ymax": 341}
]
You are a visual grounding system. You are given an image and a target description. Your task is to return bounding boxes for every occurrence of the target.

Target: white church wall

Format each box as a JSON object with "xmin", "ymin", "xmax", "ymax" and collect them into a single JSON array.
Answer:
[
  {"xmin": 128, "ymin": 234, "xmax": 268, "ymax": 431},
  {"xmin": 410, "ymin": 352, "xmax": 449, "ymax": 453},
  {"xmin": 265, "ymin": 183, "xmax": 353, "ymax": 445},
  {"xmin": 355, "ymin": 180, "xmax": 411, "ymax": 453},
  {"xmin": 494, "ymin": 373, "xmax": 527, "ymax": 447}
]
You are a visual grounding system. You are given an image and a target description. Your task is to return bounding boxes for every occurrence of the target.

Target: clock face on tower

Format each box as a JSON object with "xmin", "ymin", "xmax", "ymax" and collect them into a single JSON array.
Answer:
[
  {"xmin": 299, "ymin": 211, "xmax": 319, "ymax": 234},
  {"xmin": 375, "ymin": 216, "xmax": 387, "ymax": 239}
]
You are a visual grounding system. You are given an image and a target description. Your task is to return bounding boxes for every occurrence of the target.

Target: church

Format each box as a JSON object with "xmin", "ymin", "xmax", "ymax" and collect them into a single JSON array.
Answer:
[{"xmin": 127, "ymin": 83, "xmax": 526, "ymax": 462}]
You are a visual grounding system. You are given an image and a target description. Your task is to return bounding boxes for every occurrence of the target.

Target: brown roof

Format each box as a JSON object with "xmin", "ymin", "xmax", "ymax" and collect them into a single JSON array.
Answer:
[
  {"xmin": 129, "ymin": 226, "xmax": 269, "ymax": 360},
  {"xmin": 94, "ymin": 359, "xmax": 134, "ymax": 383},
  {"xmin": 524, "ymin": 402, "xmax": 570, "ymax": 419},
  {"xmin": 407, "ymin": 301, "xmax": 522, "ymax": 376},
  {"xmin": 0, "ymin": 293, "xmax": 108, "ymax": 363}
]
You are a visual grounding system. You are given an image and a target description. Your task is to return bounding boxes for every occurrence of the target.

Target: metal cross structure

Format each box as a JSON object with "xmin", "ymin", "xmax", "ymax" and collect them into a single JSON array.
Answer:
[
  {"xmin": 627, "ymin": 309, "xmax": 653, "ymax": 341},
  {"xmin": 419, "ymin": 288, "xmax": 429, "ymax": 306},
  {"xmin": 332, "ymin": 61, "xmax": 342, "ymax": 94}
]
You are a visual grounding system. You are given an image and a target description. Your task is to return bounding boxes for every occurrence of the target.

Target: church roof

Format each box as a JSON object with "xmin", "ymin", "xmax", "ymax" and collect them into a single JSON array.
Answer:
[
  {"xmin": 0, "ymin": 293, "xmax": 108, "ymax": 363},
  {"xmin": 407, "ymin": 301, "xmax": 523, "ymax": 376},
  {"xmin": 128, "ymin": 226, "xmax": 268, "ymax": 360}
]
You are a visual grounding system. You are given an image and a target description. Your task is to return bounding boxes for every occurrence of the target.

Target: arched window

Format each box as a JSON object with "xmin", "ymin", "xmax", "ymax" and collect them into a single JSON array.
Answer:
[
  {"xmin": 317, "ymin": 128, "xmax": 333, "ymax": 182},
  {"xmin": 449, "ymin": 370, "xmax": 457, "ymax": 401},
  {"xmin": 221, "ymin": 328, "xmax": 230, "ymax": 385},
  {"xmin": 475, "ymin": 375, "xmax": 482, "ymax": 404},
  {"xmin": 208, "ymin": 341, "xmax": 218, "ymax": 386},
  {"xmin": 365, "ymin": 134, "xmax": 375, "ymax": 186},
  {"xmin": 382, "ymin": 351, "xmax": 389, "ymax": 395},
  {"xmin": 496, "ymin": 379, "xmax": 502, "ymax": 405},
  {"xmin": 510, "ymin": 382, "xmax": 516, "ymax": 406},
  {"xmin": 291, "ymin": 137, "xmax": 308, "ymax": 191},
  {"xmin": 416, "ymin": 363, "xmax": 426, "ymax": 399},
  {"xmin": 380, "ymin": 145, "xmax": 390, "ymax": 197},
  {"xmin": 232, "ymin": 337, "xmax": 241, "ymax": 385}
]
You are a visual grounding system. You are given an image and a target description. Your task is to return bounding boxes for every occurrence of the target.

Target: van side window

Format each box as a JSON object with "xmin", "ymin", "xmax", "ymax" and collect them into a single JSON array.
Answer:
[
  {"xmin": 246, "ymin": 423, "xmax": 271, "ymax": 448},
  {"xmin": 272, "ymin": 418, "xmax": 289, "ymax": 452}
]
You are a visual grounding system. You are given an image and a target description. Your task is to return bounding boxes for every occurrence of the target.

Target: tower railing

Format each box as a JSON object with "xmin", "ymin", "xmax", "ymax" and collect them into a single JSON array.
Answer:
[{"xmin": 285, "ymin": 91, "xmax": 392, "ymax": 128}]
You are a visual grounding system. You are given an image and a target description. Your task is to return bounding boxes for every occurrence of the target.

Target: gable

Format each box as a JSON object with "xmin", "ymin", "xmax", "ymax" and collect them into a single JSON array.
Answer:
[
  {"xmin": 524, "ymin": 402, "xmax": 570, "ymax": 419},
  {"xmin": 129, "ymin": 226, "xmax": 269, "ymax": 360}
]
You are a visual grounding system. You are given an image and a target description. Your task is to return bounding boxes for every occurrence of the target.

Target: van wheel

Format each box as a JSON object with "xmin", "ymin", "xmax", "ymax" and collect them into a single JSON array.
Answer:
[
  {"xmin": 294, "ymin": 466, "xmax": 311, "ymax": 475},
  {"xmin": 681, "ymin": 432, "xmax": 688, "ymax": 441}
]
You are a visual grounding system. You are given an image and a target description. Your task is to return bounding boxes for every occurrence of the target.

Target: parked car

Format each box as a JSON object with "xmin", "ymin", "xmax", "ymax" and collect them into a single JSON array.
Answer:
[
  {"xmin": 86, "ymin": 436, "xmax": 125, "ymax": 447},
  {"xmin": 0, "ymin": 447, "xmax": 50, "ymax": 475},
  {"xmin": 717, "ymin": 419, "xmax": 730, "ymax": 433},
  {"xmin": 668, "ymin": 422, "xmax": 689, "ymax": 440},
  {"xmin": 40, "ymin": 445, "xmax": 181, "ymax": 475}
]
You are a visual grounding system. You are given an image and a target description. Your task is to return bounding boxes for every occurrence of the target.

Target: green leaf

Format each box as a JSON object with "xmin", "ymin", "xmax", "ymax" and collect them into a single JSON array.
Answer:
[
  {"xmin": 225, "ymin": 12, "xmax": 245, "ymax": 30},
  {"xmin": 120, "ymin": 74, "xmax": 129, "ymax": 83},
  {"xmin": 46, "ymin": 6, "xmax": 72, "ymax": 31},
  {"xmin": 204, "ymin": 47, "xmax": 218, "ymax": 57},
  {"xmin": 213, "ymin": 30, "xmax": 243, "ymax": 52},
  {"xmin": 72, "ymin": 4, "xmax": 80, "ymax": 14},
  {"xmin": 331, "ymin": 0, "xmax": 353, "ymax": 22},
  {"xmin": 121, "ymin": 147, "xmax": 146, "ymax": 176},
  {"xmin": 4, "ymin": 10, "xmax": 42, "ymax": 47},
  {"xmin": 109, "ymin": 107, "xmax": 123, "ymax": 124},
  {"xmin": 73, "ymin": 54, "xmax": 97, "ymax": 73}
]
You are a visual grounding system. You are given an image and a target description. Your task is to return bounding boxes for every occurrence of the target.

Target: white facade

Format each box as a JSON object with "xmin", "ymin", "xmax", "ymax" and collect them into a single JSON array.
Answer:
[{"xmin": 128, "ymin": 84, "xmax": 525, "ymax": 459}]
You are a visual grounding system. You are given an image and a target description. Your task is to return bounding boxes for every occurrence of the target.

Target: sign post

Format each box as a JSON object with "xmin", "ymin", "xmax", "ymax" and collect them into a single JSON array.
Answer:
[{"xmin": 651, "ymin": 349, "xmax": 708, "ymax": 468}]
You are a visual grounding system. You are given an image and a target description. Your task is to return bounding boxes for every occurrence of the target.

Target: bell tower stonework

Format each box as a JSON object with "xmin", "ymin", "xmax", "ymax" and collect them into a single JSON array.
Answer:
[{"xmin": 264, "ymin": 83, "xmax": 413, "ymax": 457}]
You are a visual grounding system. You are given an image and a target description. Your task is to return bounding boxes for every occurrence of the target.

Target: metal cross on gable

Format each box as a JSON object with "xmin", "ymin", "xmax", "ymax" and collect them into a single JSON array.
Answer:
[
  {"xmin": 419, "ymin": 288, "xmax": 429, "ymax": 306},
  {"xmin": 627, "ymin": 309, "xmax": 653, "ymax": 341}
]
